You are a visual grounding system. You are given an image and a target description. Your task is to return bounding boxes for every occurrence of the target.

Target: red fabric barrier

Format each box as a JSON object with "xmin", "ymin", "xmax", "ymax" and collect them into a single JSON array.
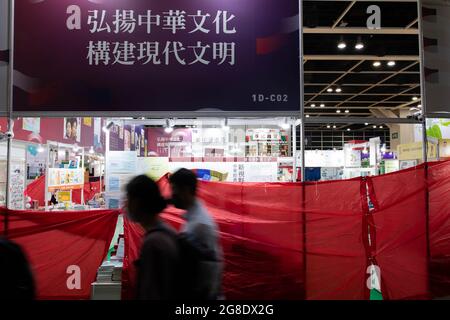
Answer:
[
  {"xmin": 24, "ymin": 175, "xmax": 102, "ymax": 206},
  {"xmin": 428, "ymin": 160, "xmax": 450, "ymax": 297},
  {"xmin": 368, "ymin": 165, "xmax": 429, "ymax": 300},
  {"xmin": 0, "ymin": 209, "xmax": 119, "ymax": 299},
  {"xmin": 122, "ymin": 176, "xmax": 305, "ymax": 300},
  {"xmin": 123, "ymin": 176, "xmax": 366, "ymax": 300},
  {"xmin": 305, "ymin": 178, "xmax": 368, "ymax": 300}
]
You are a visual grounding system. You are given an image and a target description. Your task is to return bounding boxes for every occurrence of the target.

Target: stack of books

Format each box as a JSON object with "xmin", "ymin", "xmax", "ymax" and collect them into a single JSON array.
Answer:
[{"xmin": 95, "ymin": 261, "xmax": 115, "ymax": 283}]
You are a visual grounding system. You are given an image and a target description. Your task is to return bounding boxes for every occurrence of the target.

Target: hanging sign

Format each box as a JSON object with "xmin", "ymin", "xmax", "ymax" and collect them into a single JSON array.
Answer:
[{"xmin": 13, "ymin": 0, "xmax": 300, "ymax": 115}]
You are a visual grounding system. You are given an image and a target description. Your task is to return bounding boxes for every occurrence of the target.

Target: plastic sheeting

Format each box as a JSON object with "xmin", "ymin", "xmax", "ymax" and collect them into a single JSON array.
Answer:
[
  {"xmin": 0, "ymin": 208, "xmax": 119, "ymax": 299},
  {"xmin": 367, "ymin": 165, "xmax": 429, "ymax": 300},
  {"xmin": 428, "ymin": 161, "xmax": 450, "ymax": 297}
]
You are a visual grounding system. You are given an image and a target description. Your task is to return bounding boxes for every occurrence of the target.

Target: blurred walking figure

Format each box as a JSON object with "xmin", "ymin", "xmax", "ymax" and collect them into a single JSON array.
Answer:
[
  {"xmin": 169, "ymin": 168, "xmax": 223, "ymax": 300},
  {"xmin": 126, "ymin": 175, "xmax": 180, "ymax": 300},
  {"xmin": 0, "ymin": 238, "xmax": 35, "ymax": 299}
]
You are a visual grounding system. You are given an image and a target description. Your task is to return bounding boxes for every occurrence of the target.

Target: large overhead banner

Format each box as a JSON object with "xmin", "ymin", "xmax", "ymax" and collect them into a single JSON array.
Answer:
[
  {"xmin": 13, "ymin": 0, "xmax": 300, "ymax": 115},
  {"xmin": 422, "ymin": 0, "xmax": 450, "ymax": 118}
]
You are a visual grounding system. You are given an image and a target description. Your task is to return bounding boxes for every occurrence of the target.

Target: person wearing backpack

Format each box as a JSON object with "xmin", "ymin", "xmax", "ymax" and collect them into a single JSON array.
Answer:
[
  {"xmin": 169, "ymin": 168, "xmax": 223, "ymax": 300},
  {"xmin": 125, "ymin": 175, "xmax": 181, "ymax": 300}
]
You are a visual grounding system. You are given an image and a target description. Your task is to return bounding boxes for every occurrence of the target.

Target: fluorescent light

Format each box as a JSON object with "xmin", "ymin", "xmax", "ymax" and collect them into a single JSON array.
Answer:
[
  {"xmin": 373, "ymin": 61, "xmax": 381, "ymax": 67},
  {"xmin": 387, "ymin": 61, "xmax": 396, "ymax": 67}
]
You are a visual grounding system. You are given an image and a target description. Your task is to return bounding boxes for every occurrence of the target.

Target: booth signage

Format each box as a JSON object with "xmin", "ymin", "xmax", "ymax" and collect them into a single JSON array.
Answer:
[{"xmin": 13, "ymin": 0, "xmax": 300, "ymax": 114}]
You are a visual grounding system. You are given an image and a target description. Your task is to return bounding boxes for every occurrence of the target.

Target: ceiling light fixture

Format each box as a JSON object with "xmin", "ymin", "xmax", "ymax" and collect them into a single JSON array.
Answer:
[
  {"xmin": 164, "ymin": 118, "xmax": 174, "ymax": 133},
  {"xmin": 345, "ymin": 109, "xmax": 350, "ymax": 113},
  {"xmin": 336, "ymin": 109, "xmax": 341, "ymax": 113},
  {"xmin": 327, "ymin": 88, "xmax": 333, "ymax": 93},
  {"xmin": 280, "ymin": 118, "xmax": 290, "ymax": 130},
  {"xmin": 373, "ymin": 61, "xmax": 381, "ymax": 67},
  {"xmin": 222, "ymin": 118, "xmax": 230, "ymax": 131},
  {"xmin": 102, "ymin": 121, "xmax": 114, "ymax": 133},
  {"xmin": 387, "ymin": 61, "xmax": 396, "ymax": 67},
  {"xmin": 320, "ymin": 103, "xmax": 325, "ymax": 108},
  {"xmin": 335, "ymin": 88, "xmax": 342, "ymax": 93},
  {"xmin": 337, "ymin": 36, "xmax": 347, "ymax": 49},
  {"xmin": 355, "ymin": 36, "xmax": 364, "ymax": 50}
]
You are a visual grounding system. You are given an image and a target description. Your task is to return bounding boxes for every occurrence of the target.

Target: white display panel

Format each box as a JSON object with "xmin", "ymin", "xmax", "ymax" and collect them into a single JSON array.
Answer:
[{"xmin": 297, "ymin": 150, "xmax": 345, "ymax": 168}]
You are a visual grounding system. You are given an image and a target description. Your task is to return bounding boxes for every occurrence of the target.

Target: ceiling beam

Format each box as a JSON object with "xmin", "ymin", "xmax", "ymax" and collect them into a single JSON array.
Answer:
[
  {"xmin": 303, "ymin": 27, "xmax": 419, "ymax": 34},
  {"xmin": 332, "ymin": 1, "xmax": 356, "ymax": 28},
  {"xmin": 304, "ymin": 55, "xmax": 419, "ymax": 61}
]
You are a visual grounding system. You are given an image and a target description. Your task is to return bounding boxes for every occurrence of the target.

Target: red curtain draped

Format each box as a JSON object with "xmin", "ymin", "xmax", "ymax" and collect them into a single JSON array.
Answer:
[
  {"xmin": 305, "ymin": 178, "xmax": 368, "ymax": 300},
  {"xmin": 428, "ymin": 161, "xmax": 450, "ymax": 297},
  {"xmin": 1, "ymin": 209, "xmax": 119, "ymax": 299},
  {"xmin": 24, "ymin": 175, "xmax": 102, "ymax": 206},
  {"xmin": 122, "ymin": 177, "xmax": 305, "ymax": 300},
  {"xmin": 367, "ymin": 165, "xmax": 429, "ymax": 300}
]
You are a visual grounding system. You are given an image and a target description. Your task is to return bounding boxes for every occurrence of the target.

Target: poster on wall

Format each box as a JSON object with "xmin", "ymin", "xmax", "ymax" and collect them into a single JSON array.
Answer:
[
  {"xmin": 422, "ymin": 0, "xmax": 450, "ymax": 118},
  {"xmin": 63, "ymin": 117, "xmax": 81, "ymax": 142},
  {"xmin": 93, "ymin": 117, "xmax": 102, "ymax": 151},
  {"xmin": 47, "ymin": 168, "xmax": 84, "ymax": 191},
  {"xmin": 148, "ymin": 128, "xmax": 192, "ymax": 157},
  {"xmin": 427, "ymin": 118, "xmax": 450, "ymax": 139},
  {"xmin": 13, "ymin": 0, "xmax": 300, "ymax": 115},
  {"xmin": 23, "ymin": 118, "xmax": 40, "ymax": 133},
  {"xmin": 8, "ymin": 162, "xmax": 25, "ymax": 210}
]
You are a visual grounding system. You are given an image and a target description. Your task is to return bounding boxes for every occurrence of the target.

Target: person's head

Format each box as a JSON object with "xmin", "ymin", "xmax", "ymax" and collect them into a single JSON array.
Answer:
[
  {"xmin": 126, "ymin": 175, "xmax": 167, "ymax": 228},
  {"xmin": 169, "ymin": 168, "xmax": 198, "ymax": 210},
  {"xmin": 65, "ymin": 120, "xmax": 72, "ymax": 138}
]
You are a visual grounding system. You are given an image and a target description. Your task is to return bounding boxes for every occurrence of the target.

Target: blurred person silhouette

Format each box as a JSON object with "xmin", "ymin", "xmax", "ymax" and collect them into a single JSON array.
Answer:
[
  {"xmin": 0, "ymin": 237, "xmax": 35, "ymax": 299},
  {"xmin": 169, "ymin": 168, "xmax": 223, "ymax": 300},
  {"xmin": 126, "ymin": 175, "xmax": 180, "ymax": 300}
]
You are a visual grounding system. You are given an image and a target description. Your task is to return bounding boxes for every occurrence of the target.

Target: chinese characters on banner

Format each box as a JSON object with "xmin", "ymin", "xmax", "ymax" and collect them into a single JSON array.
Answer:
[
  {"xmin": 85, "ymin": 9, "xmax": 237, "ymax": 66},
  {"xmin": 13, "ymin": 0, "xmax": 300, "ymax": 113}
]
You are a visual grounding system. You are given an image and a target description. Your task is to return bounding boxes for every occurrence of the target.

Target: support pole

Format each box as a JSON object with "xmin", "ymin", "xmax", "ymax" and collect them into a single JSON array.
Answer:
[
  {"xmin": 418, "ymin": 0, "xmax": 432, "ymax": 297},
  {"xmin": 299, "ymin": 0, "xmax": 307, "ymax": 299},
  {"xmin": 4, "ymin": 0, "xmax": 14, "ymax": 237}
]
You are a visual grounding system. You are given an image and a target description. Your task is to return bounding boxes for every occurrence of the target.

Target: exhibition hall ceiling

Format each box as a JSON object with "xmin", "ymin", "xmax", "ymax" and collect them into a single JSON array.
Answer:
[{"xmin": 303, "ymin": 0, "xmax": 421, "ymax": 120}]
